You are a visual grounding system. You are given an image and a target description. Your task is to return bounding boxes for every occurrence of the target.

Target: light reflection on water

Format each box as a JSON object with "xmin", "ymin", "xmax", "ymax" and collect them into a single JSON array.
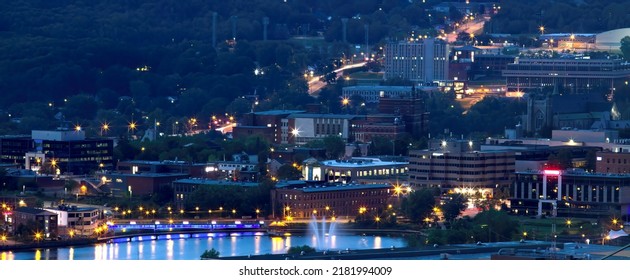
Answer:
[{"xmin": 0, "ymin": 234, "xmax": 405, "ymax": 260}]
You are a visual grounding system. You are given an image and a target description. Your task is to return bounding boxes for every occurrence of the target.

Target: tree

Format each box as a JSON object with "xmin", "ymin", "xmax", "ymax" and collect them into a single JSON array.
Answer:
[
  {"xmin": 401, "ymin": 188, "xmax": 437, "ymax": 224},
  {"xmin": 287, "ymin": 245, "xmax": 316, "ymax": 255},
  {"xmin": 620, "ymin": 36, "xmax": 630, "ymax": 62},
  {"xmin": 442, "ymin": 194, "xmax": 467, "ymax": 224},
  {"xmin": 449, "ymin": 6, "xmax": 464, "ymax": 22},
  {"xmin": 471, "ymin": 210, "xmax": 519, "ymax": 242},
  {"xmin": 63, "ymin": 94, "xmax": 99, "ymax": 121},
  {"xmin": 276, "ymin": 164, "xmax": 301, "ymax": 180},
  {"xmin": 200, "ymin": 248, "xmax": 220, "ymax": 259},
  {"xmin": 323, "ymin": 135, "xmax": 345, "ymax": 159},
  {"xmin": 584, "ymin": 149, "xmax": 598, "ymax": 173}
]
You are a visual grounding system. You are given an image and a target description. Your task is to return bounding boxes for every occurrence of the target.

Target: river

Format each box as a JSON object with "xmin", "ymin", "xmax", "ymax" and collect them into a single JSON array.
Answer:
[{"xmin": 0, "ymin": 232, "xmax": 406, "ymax": 260}]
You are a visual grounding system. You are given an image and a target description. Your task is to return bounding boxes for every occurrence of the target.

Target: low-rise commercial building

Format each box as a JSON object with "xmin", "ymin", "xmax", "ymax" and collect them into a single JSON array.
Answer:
[
  {"xmin": 271, "ymin": 183, "xmax": 397, "ymax": 219},
  {"xmin": 510, "ymin": 169, "xmax": 630, "ymax": 218},
  {"xmin": 13, "ymin": 207, "xmax": 58, "ymax": 238},
  {"xmin": 408, "ymin": 147, "xmax": 515, "ymax": 191},
  {"xmin": 301, "ymin": 157, "xmax": 408, "ymax": 184},
  {"xmin": 46, "ymin": 204, "xmax": 103, "ymax": 236},
  {"xmin": 596, "ymin": 151, "xmax": 630, "ymax": 174}
]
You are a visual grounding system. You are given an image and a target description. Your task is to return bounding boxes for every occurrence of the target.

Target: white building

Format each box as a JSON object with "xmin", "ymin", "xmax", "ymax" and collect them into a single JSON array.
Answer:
[
  {"xmin": 384, "ymin": 38, "xmax": 449, "ymax": 84},
  {"xmin": 46, "ymin": 205, "xmax": 103, "ymax": 236},
  {"xmin": 302, "ymin": 157, "xmax": 408, "ymax": 184}
]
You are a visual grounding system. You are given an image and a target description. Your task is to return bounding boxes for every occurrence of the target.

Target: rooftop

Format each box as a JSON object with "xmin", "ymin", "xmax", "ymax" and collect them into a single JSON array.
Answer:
[
  {"xmin": 320, "ymin": 157, "xmax": 408, "ymax": 168},
  {"xmin": 517, "ymin": 169, "xmax": 630, "ymax": 179},
  {"xmin": 173, "ymin": 179, "xmax": 259, "ymax": 187},
  {"xmin": 120, "ymin": 160, "xmax": 208, "ymax": 166},
  {"xmin": 253, "ymin": 110, "xmax": 305, "ymax": 116},
  {"xmin": 288, "ymin": 113, "xmax": 358, "ymax": 120},
  {"xmin": 14, "ymin": 207, "xmax": 57, "ymax": 216},
  {"xmin": 300, "ymin": 183, "xmax": 391, "ymax": 193},
  {"xmin": 342, "ymin": 85, "xmax": 413, "ymax": 91},
  {"xmin": 106, "ymin": 172, "xmax": 189, "ymax": 178}
]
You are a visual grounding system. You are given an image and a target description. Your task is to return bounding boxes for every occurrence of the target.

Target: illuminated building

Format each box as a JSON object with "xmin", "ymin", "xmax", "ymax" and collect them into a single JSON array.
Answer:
[
  {"xmin": 13, "ymin": 207, "xmax": 58, "ymax": 238},
  {"xmin": 302, "ymin": 157, "xmax": 408, "ymax": 185},
  {"xmin": 503, "ymin": 58, "xmax": 630, "ymax": 95},
  {"xmin": 384, "ymin": 38, "xmax": 449, "ymax": 84},
  {"xmin": 408, "ymin": 144, "xmax": 515, "ymax": 191},
  {"xmin": 511, "ymin": 169, "xmax": 630, "ymax": 218},
  {"xmin": 271, "ymin": 183, "xmax": 396, "ymax": 219},
  {"xmin": 0, "ymin": 130, "xmax": 113, "ymax": 175}
]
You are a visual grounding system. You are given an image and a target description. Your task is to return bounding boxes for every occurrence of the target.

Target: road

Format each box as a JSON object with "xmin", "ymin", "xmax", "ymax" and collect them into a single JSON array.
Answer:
[
  {"xmin": 308, "ymin": 62, "xmax": 367, "ymax": 96},
  {"xmin": 446, "ymin": 17, "xmax": 490, "ymax": 43}
]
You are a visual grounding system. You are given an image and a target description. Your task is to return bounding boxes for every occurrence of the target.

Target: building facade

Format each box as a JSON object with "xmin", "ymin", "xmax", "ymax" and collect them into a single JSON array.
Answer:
[
  {"xmin": 0, "ymin": 130, "xmax": 114, "ymax": 175},
  {"xmin": 596, "ymin": 151, "xmax": 630, "ymax": 174},
  {"xmin": 46, "ymin": 205, "xmax": 103, "ymax": 236},
  {"xmin": 271, "ymin": 183, "xmax": 396, "ymax": 219},
  {"xmin": 285, "ymin": 114, "xmax": 358, "ymax": 145},
  {"xmin": 510, "ymin": 170, "xmax": 630, "ymax": 218},
  {"xmin": 384, "ymin": 38, "xmax": 449, "ymax": 84},
  {"xmin": 378, "ymin": 94, "xmax": 428, "ymax": 138},
  {"xmin": 302, "ymin": 157, "xmax": 408, "ymax": 185},
  {"xmin": 503, "ymin": 58, "xmax": 630, "ymax": 95},
  {"xmin": 234, "ymin": 110, "xmax": 305, "ymax": 144},
  {"xmin": 13, "ymin": 207, "xmax": 59, "ymax": 238},
  {"xmin": 351, "ymin": 115, "xmax": 406, "ymax": 143},
  {"xmin": 408, "ymin": 149, "xmax": 515, "ymax": 191},
  {"xmin": 341, "ymin": 86, "xmax": 413, "ymax": 104}
]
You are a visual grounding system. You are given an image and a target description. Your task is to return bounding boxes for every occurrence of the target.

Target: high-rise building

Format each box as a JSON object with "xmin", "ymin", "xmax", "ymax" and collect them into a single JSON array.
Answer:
[{"xmin": 384, "ymin": 38, "xmax": 449, "ymax": 84}]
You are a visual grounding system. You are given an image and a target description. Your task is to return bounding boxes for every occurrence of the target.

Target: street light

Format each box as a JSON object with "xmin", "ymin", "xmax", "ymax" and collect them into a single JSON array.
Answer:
[{"xmin": 101, "ymin": 122, "xmax": 110, "ymax": 136}]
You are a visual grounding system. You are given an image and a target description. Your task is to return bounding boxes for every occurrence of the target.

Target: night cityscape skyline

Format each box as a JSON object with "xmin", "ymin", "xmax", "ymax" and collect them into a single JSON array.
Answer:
[{"xmin": 1, "ymin": 0, "xmax": 630, "ymax": 262}]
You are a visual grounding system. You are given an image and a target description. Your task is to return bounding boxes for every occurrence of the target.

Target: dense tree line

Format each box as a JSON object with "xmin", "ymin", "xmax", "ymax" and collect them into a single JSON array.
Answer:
[
  {"xmin": 426, "ymin": 93, "xmax": 526, "ymax": 140},
  {"xmin": 0, "ymin": 1, "xmax": 440, "ymax": 136},
  {"xmin": 486, "ymin": 0, "xmax": 630, "ymax": 34}
]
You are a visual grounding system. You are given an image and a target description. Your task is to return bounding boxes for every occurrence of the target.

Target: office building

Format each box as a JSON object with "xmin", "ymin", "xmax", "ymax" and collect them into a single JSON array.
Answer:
[
  {"xmin": 503, "ymin": 58, "xmax": 630, "ymax": 95},
  {"xmin": 384, "ymin": 38, "xmax": 449, "ymax": 84},
  {"xmin": 510, "ymin": 169, "xmax": 630, "ymax": 218},
  {"xmin": 408, "ymin": 143, "xmax": 515, "ymax": 191}
]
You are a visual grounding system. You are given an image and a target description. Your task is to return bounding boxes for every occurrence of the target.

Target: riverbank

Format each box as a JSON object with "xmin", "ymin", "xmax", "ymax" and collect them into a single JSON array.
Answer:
[
  {"xmin": 0, "ymin": 238, "xmax": 98, "ymax": 252},
  {"xmin": 218, "ymin": 241, "xmax": 559, "ymax": 260}
]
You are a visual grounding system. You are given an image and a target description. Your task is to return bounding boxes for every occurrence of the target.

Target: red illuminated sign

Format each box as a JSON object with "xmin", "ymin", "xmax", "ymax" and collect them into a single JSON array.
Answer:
[{"xmin": 543, "ymin": 170, "xmax": 560, "ymax": 175}]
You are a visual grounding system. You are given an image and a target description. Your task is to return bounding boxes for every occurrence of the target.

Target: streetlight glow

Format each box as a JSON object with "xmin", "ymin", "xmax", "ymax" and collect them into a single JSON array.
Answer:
[{"xmin": 291, "ymin": 128, "xmax": 300, "ymax": 136}]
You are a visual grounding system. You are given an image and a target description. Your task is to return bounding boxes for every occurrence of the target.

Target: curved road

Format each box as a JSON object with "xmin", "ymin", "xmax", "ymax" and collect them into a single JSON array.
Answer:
[{"xmin": 308, "ymin": 62, "xmax": 367, "ymax": 96}]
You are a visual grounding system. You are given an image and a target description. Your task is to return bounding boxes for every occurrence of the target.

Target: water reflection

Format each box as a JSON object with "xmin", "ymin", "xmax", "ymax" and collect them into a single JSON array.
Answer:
[{"xmin": 1, "ymin": 234, "xmax": 405, "ymax": 260}]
